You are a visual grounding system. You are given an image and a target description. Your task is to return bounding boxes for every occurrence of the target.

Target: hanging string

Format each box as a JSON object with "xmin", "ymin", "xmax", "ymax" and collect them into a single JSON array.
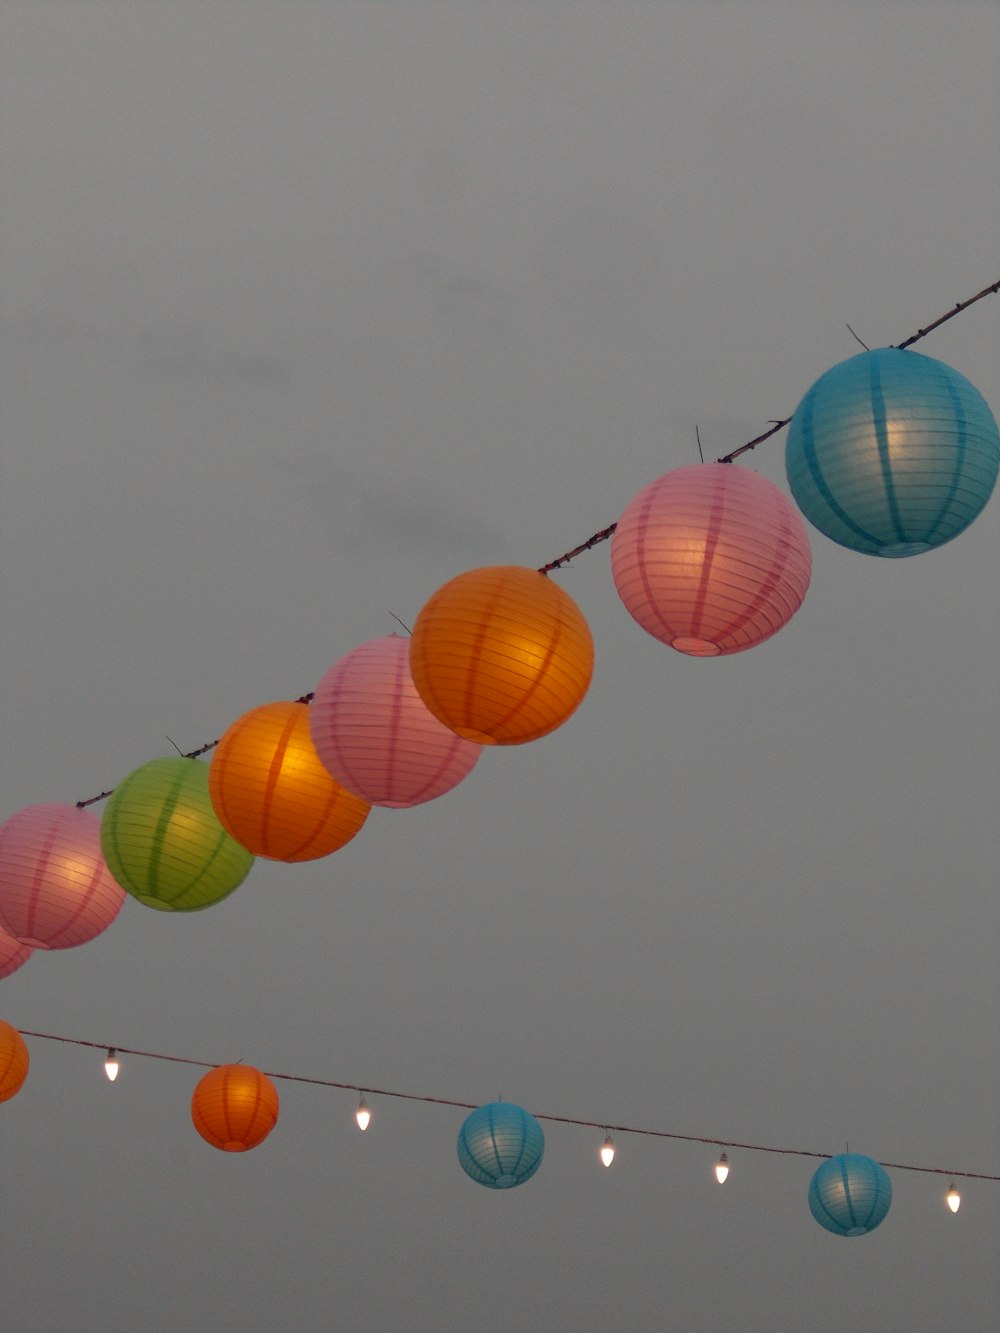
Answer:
[
  {"xmin": 17, "ymin": 1030, "xmax": 998, "ymax": 1182},
  {"xmin": 68, "ymin": 278, "xmax": 999, "ymax": 806},
  {"xmin": 540, "ymin": 278, "xmax": 999, "ymax": 569}
]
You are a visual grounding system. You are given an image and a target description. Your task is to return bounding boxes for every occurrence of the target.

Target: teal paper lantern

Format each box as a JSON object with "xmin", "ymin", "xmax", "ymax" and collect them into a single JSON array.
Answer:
[
  {"xmin": 808, "ymin": 1153, "xmax": 892, "ymax": 1236},
  {"xmin": 101, "ymin": 757, "xmax": 254, "ymax": 912},
  {"xmin": 786, "ymin": 348, "xmax": 999, "ymax": 556},
  {"xmin": 457, "ymin": 1102, "xmax": 544, "ymax": 1190}
]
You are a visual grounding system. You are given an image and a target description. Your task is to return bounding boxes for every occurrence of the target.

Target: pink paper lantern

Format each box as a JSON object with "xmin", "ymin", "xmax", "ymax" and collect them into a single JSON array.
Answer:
[
  {"xmin": 310, "ymin": 635, "xmax": 482, "ymax": 807},
  {"xmin": 0, "ymin": 924, "xmax": 33, "ymax": 979},
  {"xmin": 611, "ymin": 463, "xmax": 812, "ymax": 656},
  {"xmin": 0, "ymin": 803, "xmax": 126, "ymax": 949}
]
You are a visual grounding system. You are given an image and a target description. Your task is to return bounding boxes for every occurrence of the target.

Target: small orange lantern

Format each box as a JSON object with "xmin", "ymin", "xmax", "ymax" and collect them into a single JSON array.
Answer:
[
  {"xmin": 191, "ymin": 1064, "xmax": 279, "ymax": 1152},
  {"xmin": 0, "ymin": 1020, "xmax": 30, "ymax": 1102},
  {"xmin": 209, "ymin": 701, "xmax": 371, "ymax": 862},
  {"xmin": 409, "ymin": 566, "xmax": 594, "ymax": 745}
]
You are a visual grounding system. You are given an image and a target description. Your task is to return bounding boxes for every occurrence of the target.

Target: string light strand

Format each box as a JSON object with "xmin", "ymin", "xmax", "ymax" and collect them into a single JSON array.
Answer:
[
  {"xmin": 66, "ymin": 277, "xmax": 998, "ymax": 805},
  {"xmin": 18, "ymin": 1030, "xmax": 999, "ymax": 1183}
]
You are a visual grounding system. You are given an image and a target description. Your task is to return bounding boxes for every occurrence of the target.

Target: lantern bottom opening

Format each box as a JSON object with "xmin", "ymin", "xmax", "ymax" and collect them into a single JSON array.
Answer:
[
  {"xmin": 672, "ymin": 636, "xmax": 721, "ymax": 657},
  {"xmin": 877, "ymin": 541, "xmax": 931, "ymax": 558},
  {"xmin": 16, "ymin": 935, "xmax": 50, "ymax": 949},
  {"xmin": 223, "ymin": 1141, "xmax": 248, "ymax": 1152},
  {"xmin": 495, "ymin": 1174, "xmax": 518, "ymax": 1188},
  {"xmin": 845, "ymin": 1226, "xmax": 868, "ymax": 1236}
]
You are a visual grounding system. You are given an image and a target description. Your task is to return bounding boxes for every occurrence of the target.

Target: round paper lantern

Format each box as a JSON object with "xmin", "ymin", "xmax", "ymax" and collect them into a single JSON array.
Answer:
[
  {"xmin": 0, "ymin": 925, "xmax": 33, "ymax": 980},
  {"xmin": 410, "ymin": 566, "xmax": 594, "ymax": 745},
  {"xmin": 209, "ymin": 700, "xmax": 370, "ymax": 861},
  {"xmin": 101, "ymin": 758, "xmax": 253, "ymax": 912},
  {"xmin": 0, "ymin": 803, "xmax": 126, "ymax": 949},
  {"xmin": 457, "ymin": 1102, "xmax": 545, "ymax": 1189},
  {"xmin": 191, "ymin": 1064, "xmax": 279, "ymax": 1152},
  {"xmin": 786, "ymin": 348, "xmax": 1000, "ymax": 557},
  {"xmin": 611, "ymin": 463, "xmax": 813, "ymax": 657},
  {"xmin": 808, "ymin": 1153, "xmax": 892, "ymax": 1236},
  {"xmin": 310, "ymin": 636, "xmax": 482, "ymax": 807},
  {"xmin": 0, "ymin": 1020, "xmax": 29, "ymax": 1102}
]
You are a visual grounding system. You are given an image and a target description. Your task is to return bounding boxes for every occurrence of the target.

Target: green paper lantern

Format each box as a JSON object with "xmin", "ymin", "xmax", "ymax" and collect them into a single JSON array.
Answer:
[{"xmin": 101, "ymin": 758, "xmax": 253, "ymax": 912}]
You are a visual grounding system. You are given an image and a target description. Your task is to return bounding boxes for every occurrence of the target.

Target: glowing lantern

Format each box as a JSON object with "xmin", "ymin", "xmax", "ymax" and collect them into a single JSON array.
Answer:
[
  {"xmin": 101, "ymin": 758, "xmax": 253, "ymax": 912},
  {"xmin": 410, "ymin": 566, "xmax": 594, "ymax": 745},
  {"xmin": 808, "ymin": 1153, "xmax": 892, "ymax": 1236},
  {"xmin": 786, "ymin": 348, "xmax": 1000, "ymax": 556},
  {"xmin": 191, "ymin": 1064, "xmax": 279, "ymax": 1152},
  {"xmin": 0, "ymin": 803, "xmax": 126, "ymax": 949},
  {"xmin": 208, "ymin": 700, "xmax": 370, "ymax": 861},
  {"xmin": 611, "ymin": 463, "xmax": 812, "ymax": 657},
  {"xmin": 310, "ymin": 636, "xmax": 481, "ymax": 807},
  {"xmin": 0, "ymin": 925, "xmax": 33, "ymax": 979},
  {"xmin": 0, "ymin": 1020, "xmax": 29, "ymax": 1102},
  {"xmin": 457, "ymin": 1102, "xmax": 545, "ymax": 1189}
]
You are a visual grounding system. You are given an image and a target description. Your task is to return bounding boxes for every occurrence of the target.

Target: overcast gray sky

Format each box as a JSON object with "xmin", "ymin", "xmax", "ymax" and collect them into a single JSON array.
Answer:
[{"xmin": 1, "ymin": 3, "xmax": 998, "ymax": 1331}]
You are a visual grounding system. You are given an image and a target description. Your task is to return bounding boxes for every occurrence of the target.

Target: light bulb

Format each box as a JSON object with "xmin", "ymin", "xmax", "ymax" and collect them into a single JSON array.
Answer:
[
  {"xmin": 946, "ymin": 1183, "xmax": 961, "ymax": 1214},
  {"xmin": 104, "ymin": 1048, "xmax": 119, "ymax": 1082},
  {"xmin": 599, "ymin": 1133, "xmax": 615, "ymax": 1168},
  {"xmin": 714, "ymin": 1152, "xmax": 729, "ymax": 1184},
  {"xmin": 355, "ymin": 1094, "xmax": 371, "ymax": 1132}
]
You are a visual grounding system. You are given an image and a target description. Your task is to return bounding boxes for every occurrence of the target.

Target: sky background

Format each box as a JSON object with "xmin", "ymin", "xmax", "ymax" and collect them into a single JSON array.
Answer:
[{"xmin": 1, "ymin": 3, "xmax": 997, "ymax": 1331}]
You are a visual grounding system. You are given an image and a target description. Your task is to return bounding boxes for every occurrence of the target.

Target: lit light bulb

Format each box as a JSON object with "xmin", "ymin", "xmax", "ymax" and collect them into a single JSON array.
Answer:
[
  {"xmin": 599, "ymin": 1133, "xmax": 615, "ymax": 1168},
  {"xmin": 104, "ymin": 1048, "xmax": 119, "ymax": 1082},
  {"xmin": 946, "ymin": 1183, "xmax": 961, "ymax": 1214},
  {"xmin": 355, "ymin": 1094, "xmax": 371, "ymax": 1132},
  {"xmin": 714, "ymin": 1152, "xmax": 729, "ymax": 1184}
]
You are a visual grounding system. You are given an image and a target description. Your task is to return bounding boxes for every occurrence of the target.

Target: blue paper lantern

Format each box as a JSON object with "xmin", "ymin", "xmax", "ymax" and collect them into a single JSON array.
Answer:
[
  {"xmin": 786, "ymin": 348, "xmax": 999, "ymax": 556},
  {"xmin": 457, "ymin": 1102, "xmax": 544, "ymax": 1190},
  {"xmin": 808, "ymin": 1153, "xmax": 892, "ymax": 1236}
]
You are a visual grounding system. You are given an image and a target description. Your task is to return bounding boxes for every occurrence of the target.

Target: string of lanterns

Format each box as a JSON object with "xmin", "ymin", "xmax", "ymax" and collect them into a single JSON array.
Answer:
[
  {"xmin": 6, "ymin": 1025, "xmax": 994, "ymax": 1235},
  {"xmin": 1, "ymin": 283, "xmax": 998, "ymax": 1237}
]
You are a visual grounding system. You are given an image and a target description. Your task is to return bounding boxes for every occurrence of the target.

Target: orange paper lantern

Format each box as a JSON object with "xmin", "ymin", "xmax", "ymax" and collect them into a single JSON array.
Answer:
[
  {"xmin": 209, "ymin": 701, "xmax": 370, "ymax": 862},
  {"xmin": 410, "ymin": 566, "xmax": 594, "ymax": 745},
  {"xmin": 0, "ymin": 1020, "xmax": 29, "ymax": 1102},
  {"xmin": 191, "ymin": 1064, "xmax": 279, "ymax": 1152}
]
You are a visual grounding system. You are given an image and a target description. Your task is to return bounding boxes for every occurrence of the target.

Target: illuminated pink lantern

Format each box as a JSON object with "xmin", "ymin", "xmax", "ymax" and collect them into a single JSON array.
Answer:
[
  {"xmin": 0, "ymin": 924, "xmax": 33, "ymax": 979},
  {"xmin": 611, "ymin": 463, "xmax": 812, "ymax": 656},
  {"xmin": 0, "ymin": 803, "xmax": 126, "ymax": 949},
  {"xmin": 310, "ymin": 635, "xmax": 482, "ymax": 807}
]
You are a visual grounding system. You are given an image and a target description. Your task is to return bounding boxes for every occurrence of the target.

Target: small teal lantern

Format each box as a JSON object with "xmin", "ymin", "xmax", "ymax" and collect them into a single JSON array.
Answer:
[
  {"xmin": 808, "ymin": 1153, "xmax": 892, "ymax": 1237},
  {"xmin": 457, "ymin": 1102, "xmax": 544, "ymax": 1190},
  {"xmin": 786, "ymin": 348, "xmax": 999, "ymax": 556}
]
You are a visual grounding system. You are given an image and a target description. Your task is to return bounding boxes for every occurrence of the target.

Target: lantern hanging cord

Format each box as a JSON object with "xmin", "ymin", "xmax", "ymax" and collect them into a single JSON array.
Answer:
[
  {"xmin": 75, "ymin": 691, "xmax": 316, "ymax": 809},
  {"xmin": 17, "ymin": 1029, "xmax": 999, "ymax": 1183},
  {"xmin": 538, "ymin": 277, "xmax": 999, "ymax": 571},
  {"xmin": 68, "ymin": 278, "xmax": 998, "ymax": 800}
]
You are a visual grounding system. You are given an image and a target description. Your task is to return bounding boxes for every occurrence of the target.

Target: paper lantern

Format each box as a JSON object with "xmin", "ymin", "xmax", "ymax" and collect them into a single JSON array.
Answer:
[
  {"xmin": 457, "ymin": 1102, "xmax": 545, "ymax": 1189},
  {"xmin": 0, "ymin": 1020, "xmax": 29, "ymax": 1102},
  {"xmin": 191, "ymin": 1064, "xmax": 279, "ymax": 1152},
  {"xmin": 0, "ymin": 803, "xmax": 126, "ymax": 949},
  {"xmin": 0, "ymin": 925, "xmax": 33, "ymax": 980},
  {"xmin": 786, "ymin": 348, "xmax": 1000, "ymax": 557},
  {"xmin": 310, "ymin": 636, "xmax": 482, "ymax": 807},
  {"xmin": 101, "ymin": 758, "xmax": 253, "ymax": 912},
  {"xmin": 808, "ymin": 1153, "xmax": 892, "ymax": 1236},
  {"xmin": 410, "ymin": 566, "xmax": 594, "ymax": 745},
  {"xmin": 209, "ymin": 700, "xmax": 370, "ymax": 861},
  {"xmin": 611, "ymin": 463, "xmax": 812, "ymax": 657}
]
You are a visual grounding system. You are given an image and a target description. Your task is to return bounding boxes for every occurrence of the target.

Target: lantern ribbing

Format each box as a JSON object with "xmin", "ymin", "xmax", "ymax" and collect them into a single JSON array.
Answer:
[{"xmin": 13, "ymin": 1030, "xmax": 999, "ymax": 1184}]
